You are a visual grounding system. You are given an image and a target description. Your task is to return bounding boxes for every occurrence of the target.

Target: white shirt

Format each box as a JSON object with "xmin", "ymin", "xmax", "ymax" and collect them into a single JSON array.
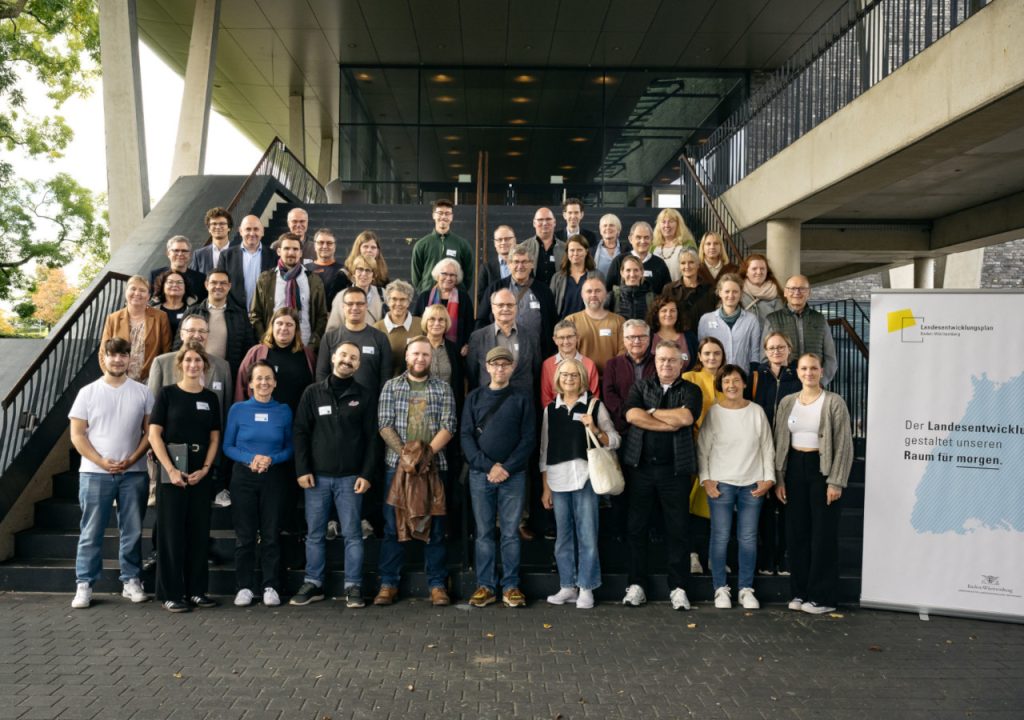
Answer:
[
  {"xmin": 69, "ymin": 378, "xmax": 154, "ymax": 474},
  {"xmin": 696, "ymin": 402, "xmax": 775, "ymax": 486}
]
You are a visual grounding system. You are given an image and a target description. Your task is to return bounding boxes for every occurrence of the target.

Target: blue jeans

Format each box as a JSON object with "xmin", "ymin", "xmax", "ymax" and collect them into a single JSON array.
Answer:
[
  {"xmin": 469, "ymin": 470, "xmax": 525, "ymax": 591},
  {"xmin": 552, "ymin": 482, "xmax": 601, "ymax": 591},
  {"xmin": 378, "ymin": 467, "xmax": 447, "ymax": 589},
  {"xmin": 304, "ymin": 475, "xmax": 364, "ymax": 588},
  {"xmin": 708, "ymin": 482, "xmax": 764, "ymax": 590},
  {"xmin": 75, "ymin": 472, "xmax": 147, "ymax": 585}
]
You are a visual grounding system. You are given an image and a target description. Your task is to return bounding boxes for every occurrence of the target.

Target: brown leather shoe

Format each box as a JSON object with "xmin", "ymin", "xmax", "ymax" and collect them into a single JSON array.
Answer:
[
  {"xmin": 430, "ymin": 587, "xmax": 450, "ymax": 606},
  {"xmin": 518, "ymin": 525, "xmax": 536, "ymax": 541},
  {"xmin": 373, "ymin": 586, "xmax": 398, "ymax": 606}
]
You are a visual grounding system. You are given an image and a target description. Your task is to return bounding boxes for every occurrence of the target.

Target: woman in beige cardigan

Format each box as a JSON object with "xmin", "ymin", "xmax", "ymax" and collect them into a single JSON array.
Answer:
[
  {"xmin": 773, "ymin": 352, "xmax": 853, "ymax": 616},
  {"xmin": 99, "ymin": 275, "xmax": 171, "ymax": 382}
]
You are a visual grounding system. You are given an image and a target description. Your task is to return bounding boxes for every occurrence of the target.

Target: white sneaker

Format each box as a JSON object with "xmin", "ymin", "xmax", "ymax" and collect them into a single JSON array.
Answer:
[
  {"xmin": 738, "ymin": 587, "xmax": 760, "ymax": 610},
  {"xmin": 325, "ymin": 520, "xmax": 340, "ymax": 540},
  {"xmin": 263, "ymin": 587, "xmax": 281, "ymax": 607},
  {"xmin": 213, "ymin": 490, "xmax": 232, "ymax": 508},
  {"xmin": 801, "ymin": 601, "xmax": 836, "ymax": 615},
  {"xmin": 546, "ymin": 587, "xmax": 579, "ymax": 605},
  {"xmin": 714, "ymin": 586, "xmax": 732, "ymax": 609},
  {"xmin": 234, "ymin": 589, "xmax": 254, "ymax": 607},
  {"xmin": 669, "ymin": 587, "xmax": 691, "ymax": 611},
  {"xmin": 788, "ymin": 597, "xmax": 805, "ymax": 611},
  {"xmin": 71, "ymin": 582, "xmax": 91, "ymax": 609},
  {"xmin": 690, "ymin": 552, "xmax": 703, "ymax": 575},
  {"xmin": 622, "ymin": 584, "xmax": 646, "ymax": 607},
  {"xmin": 576, "ymin": 589, "xmax": 594, "ymax": 609},
  {"xmin": 361, "ymin": 519, "xmax": 374, "ymax": 539},
  {"xmin": 122, "ymin": 578, "xmax": 147, "ymax": 603}
]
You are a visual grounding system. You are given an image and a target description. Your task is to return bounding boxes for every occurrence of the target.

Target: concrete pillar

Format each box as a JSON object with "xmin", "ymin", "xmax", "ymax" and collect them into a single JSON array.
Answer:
[
  {"xmin": 289, "ymin": 94, "xmax": 306, "ymax": 162},
  {"xmin": 317, "ymin": 135, "xmax": 334, "ymax": 186},
  {"xmin": 940, "ymin": 247, "xmax": 986, "ymax": 288},
  {"xmin": 169, "ymin": 0, "xmax": 221, "ymax": 181},
  {"xmin": 766, "ymin": 219, "xmax": 802, "ymax": 283},
  {"xmin": 97, "ymin": 0, "xmax": 150, "ymax": 255},
  {"xmin": 913, "ymin": 257, "xmax": 935, "ymax": 288}
]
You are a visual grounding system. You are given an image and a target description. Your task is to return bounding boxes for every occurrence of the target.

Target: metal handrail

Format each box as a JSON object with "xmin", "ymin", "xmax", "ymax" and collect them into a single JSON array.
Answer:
[
  {"xmin": 227, "ymin": 136, "xmax": 327, "ymax": 214},
  {"xmin": 0, "ymin": 272, "xmax": 130, "ymax": 476},
  {"xmin": 678, "ymin": 154, "xmax": 749, "ymax": 262},
  {"xmin": 688, "ymin": 0, "xmax": 989, "ymax": 193}
]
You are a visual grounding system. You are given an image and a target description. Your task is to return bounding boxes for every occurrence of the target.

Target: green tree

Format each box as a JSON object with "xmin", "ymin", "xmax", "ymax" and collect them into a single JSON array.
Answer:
[
  {"xmin": 30, "ymin": 265, "xmax": 76, "ymax": 329},
  {"xmin": 0, "ymin": 0, "xmax": 107, "ymax": 301}
]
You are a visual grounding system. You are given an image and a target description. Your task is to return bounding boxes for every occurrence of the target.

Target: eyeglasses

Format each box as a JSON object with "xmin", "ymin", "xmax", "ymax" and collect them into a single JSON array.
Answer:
[
  {"xmin": 487, "ymin": 362, "xmax": 513, "ymax": 369},
  {"xmin": 208, "ymin": 221, "xmax": 229, "ymax": 228},
  {"xmin": 163, "ymin": 281, "xmax": 185, "ymax": 287},
  {"xmin": 554, "ymin": 335, "xmax": 577, "ymax": 342},
  {"xmin": 438, "ymin": 272, "xmax": 458, "ymax": 278},
  {"xmin": 207, "ymin": 281, "xmax": 229, "ymax": 287},
  {"xmin": 495, "ymin": 236, "xmax": 516, "ymax": 242},
  {"xmin": 434, "ymin": 210, "xmax": 453, "ymax": 218},
  {"xmin": 170, "ymin": 249, "xmax": 190, "ymax": 254},
  {"xmin": 353, "ymin": 267, "xmax": 374, "ymax": 274},
  {"xmin": 492, "ymin": 303, "xmax": 516, "ymax": 310},
  {"xmin": 785, "ymin": 287, "xmax": 809, "ymax": 293},
  {"xmin": 343, "ymin": 301, "xmax": 367, "ymax": 307},
  {"xmin": 766, "ymin": 345, "xmax": 789, "ymax": 353},
  {"xmin": 624, "ymin": 335, "xmax": 648, "ymax": 342},
  {"xmin": 558, "ymin": 372, "xmax": 581, "ymax": 379},
  {"xmin": 183, "ymin": 328, "xmax": 209, "ymax": 335}
]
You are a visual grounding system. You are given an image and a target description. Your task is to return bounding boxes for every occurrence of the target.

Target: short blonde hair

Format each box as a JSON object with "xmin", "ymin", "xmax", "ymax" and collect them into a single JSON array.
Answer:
[
  {"xmin": 553, "ymin": 357, "xmax": 587, "ymax": 396},
  {"xmin": 420, "ymin": 304, "xmax": 451, "ymax": 334}
]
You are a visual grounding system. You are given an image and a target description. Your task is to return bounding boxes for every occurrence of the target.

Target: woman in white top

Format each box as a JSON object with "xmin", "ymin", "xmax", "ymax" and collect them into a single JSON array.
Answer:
[
  {"xmin": 697, "ymin": 364, "xmax": 775, "ymax": 610},
  {"xmin": 652, "ymin": 208, "xmax": 697, "ymax": 282},
  {"xmin": 697, "ymin": 273, "xmax": 762, "ymax": 367},
  {"xmin": 540, "ymin": 358, "xmax": 620, "ymax": 609},
  {"xmin": 773, "ymin": 353, "xmax": 854, "ymax": 615}
]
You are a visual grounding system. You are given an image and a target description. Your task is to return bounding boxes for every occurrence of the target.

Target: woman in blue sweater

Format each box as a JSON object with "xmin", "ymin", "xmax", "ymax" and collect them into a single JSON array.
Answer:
[{"xmin": 222, "ymin": 360, "xmax": 294, "ymax": 607}]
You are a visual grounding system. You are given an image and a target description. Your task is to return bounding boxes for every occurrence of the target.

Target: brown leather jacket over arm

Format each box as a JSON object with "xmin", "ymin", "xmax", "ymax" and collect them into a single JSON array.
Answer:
[{"xmin": 385, "ymin": 441, "xmax": 446, "ymax": 542}]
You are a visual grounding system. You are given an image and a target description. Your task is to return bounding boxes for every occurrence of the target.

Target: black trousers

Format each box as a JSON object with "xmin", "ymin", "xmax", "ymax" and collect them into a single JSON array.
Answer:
[
  {"xmin": 784, "ymin": 449, "xmax": 841, "ymax": 606},
  {"xmin": 231, "ymin": 464, "xmax": 287, "ymax": 592},
  {"xmin": 626, "ymin": 463, "xmax": 690, "ymax": 592},
  {"xmin": 758, "ymin": 492, "xmax": 787, "ymax": 572},
  {"xmin": 155, "ymin": 477, "xmax": 212, "ymax": 602}
]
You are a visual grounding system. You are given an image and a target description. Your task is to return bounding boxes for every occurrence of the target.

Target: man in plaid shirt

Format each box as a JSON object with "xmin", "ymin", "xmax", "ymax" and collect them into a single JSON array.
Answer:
[{"xmin": 375, "ymin": 336, "xmax": 457, "ymax": 607}]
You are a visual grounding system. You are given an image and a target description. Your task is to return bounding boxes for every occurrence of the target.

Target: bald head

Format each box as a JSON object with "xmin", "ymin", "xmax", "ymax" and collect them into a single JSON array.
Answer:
[{"xmin": 239, "ymin": 215, "xmax": 264, "ymax": 250}]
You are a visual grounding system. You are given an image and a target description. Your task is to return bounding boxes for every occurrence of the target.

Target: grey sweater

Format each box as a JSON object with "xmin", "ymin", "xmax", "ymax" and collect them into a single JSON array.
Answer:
[{"xmin": 773, "ymin": 391, "xmax": 854, "ymax": 488}]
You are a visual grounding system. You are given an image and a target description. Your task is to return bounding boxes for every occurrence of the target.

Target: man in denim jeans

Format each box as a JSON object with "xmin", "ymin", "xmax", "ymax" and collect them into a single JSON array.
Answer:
[
  {"xmin": 291, "ymin": 342, "xmax": 378, "ymax": 608},
  {"xmin": 461, "ymin": 346, "xmax": 536, "ymax": 608},
  {"xmin": 374, "ymin": 337, "xmax": 457, "ymax": 607},
  {"xmin": 68, "ymin": 337, "xmax": 155, "ymax": 608}
]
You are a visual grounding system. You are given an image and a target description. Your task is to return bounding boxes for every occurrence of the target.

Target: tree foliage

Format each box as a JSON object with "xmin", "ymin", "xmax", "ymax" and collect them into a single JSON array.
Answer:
[
  {"xmin": 29, "ymin": 265, "xmax": 75, "ymax": 328},
  {"xmin": 0, "ymin": 0, "xmax": 106, "ymax": 301}
]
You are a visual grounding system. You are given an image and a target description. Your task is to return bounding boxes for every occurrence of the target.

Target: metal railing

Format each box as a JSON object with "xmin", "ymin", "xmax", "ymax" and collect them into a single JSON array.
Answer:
[
  {"xmin": 813, "ymin": 299, "xmax": 871, "ymax": 438},
  {"xmin": 227, "ymin": 136, "xmax": 327, "ymax": 214},
  {"xmin": 688, "ymin": 0, "xmax": 990, "ymax": 192},
  {"xmin": 678, "ymin": 155, "xmax": 750, "ymax": 262},
  {"xmin": 0, "ymin": 272, "xmax": 130, "ymax": 515}
]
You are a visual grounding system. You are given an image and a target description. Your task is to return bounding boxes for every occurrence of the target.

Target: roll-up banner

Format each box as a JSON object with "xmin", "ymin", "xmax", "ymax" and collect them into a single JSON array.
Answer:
[{"xmin": 862, "ymin": 290, "xmax": 1024, "ymax": 623}]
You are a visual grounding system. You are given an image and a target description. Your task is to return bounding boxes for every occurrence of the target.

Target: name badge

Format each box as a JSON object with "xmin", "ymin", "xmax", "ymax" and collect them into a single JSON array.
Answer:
[
  {"xmin": 572, "ymin": 412, "xmax": 585, "ymax": 422},
  {"xmin": 514, "ymin": 343, "xmax": 520, "ymax": 352},
  {"xmin": 212, "ymin": 381, "xmax": 223, "ymax": 390},
  {"xmin": 446, "ymin": 249, "xmax": 457, "ymax": 257},
  {"xmin": 176, "ymin": 313, "xmax": 183, "ymax": 320},
  {"xmin": 348, "ymin": 400, "xmax": 360, "ymax": 407},
  {"xmin": 549, "ymin": 255, "xmax": 555, "ymax": 262},
  {"xmin": 599, "ymin": 328, "xmax": 612, "ymax": 337},
  {"xmin": 273, "ymin": 365, "xmax": 279, "ymax": 373},
  {"xmin": 255, "ymin": 413, "xmax": 269, "ymax": 423},
  {"xmin": 529, "ymin": 301, "xmax": 541, "ymax": 310},
  {"xmin": 362, "ymin": 346, "xmax": 375, "ymax": 354},
  {"xmin": 318, "ymin": 406, "xmax": 332, "ymax": 416},
  {"xmin": 196, "ymin": 401, "xmax": 210, "ymax": 411},
  {"xmin": 707, "ymin": 320, "xmax": 719, "ymax": 329},
  {"xmin": 644, "ymin": 270, "xmax": 653, "ymax": 278}
]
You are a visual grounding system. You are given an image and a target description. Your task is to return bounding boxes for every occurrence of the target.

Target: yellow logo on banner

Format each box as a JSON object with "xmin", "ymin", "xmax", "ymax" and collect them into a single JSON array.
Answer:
[{"xmin": 887, "ymin": 308, "xmax": 916, "ymax": 333}]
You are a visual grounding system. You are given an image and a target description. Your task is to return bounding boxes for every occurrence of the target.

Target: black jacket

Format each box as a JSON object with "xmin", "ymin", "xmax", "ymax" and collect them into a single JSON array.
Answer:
[
  {"xmin": 293, "ymin": 378, "xmax": 379, "ymax": 479},
  {"xmin": 621, "ymin": 376, "xmax": 703, "ymax": 476}
]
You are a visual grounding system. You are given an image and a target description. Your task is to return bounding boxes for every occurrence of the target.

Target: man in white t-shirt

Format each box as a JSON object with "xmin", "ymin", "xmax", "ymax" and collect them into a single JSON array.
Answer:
[{"xmin": 68, "ymin": 337, "xmax": 155, "ymax": 609}]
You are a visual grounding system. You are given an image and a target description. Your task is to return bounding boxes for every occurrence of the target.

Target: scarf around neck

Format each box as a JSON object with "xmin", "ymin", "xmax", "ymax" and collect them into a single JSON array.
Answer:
[
  {"xmin": 429, "ymin": 285, "xmax": 459, "ymax": 343},
  {"xmin": 278, "ymin": 260, "xmax": 303, "ymax": 310}
]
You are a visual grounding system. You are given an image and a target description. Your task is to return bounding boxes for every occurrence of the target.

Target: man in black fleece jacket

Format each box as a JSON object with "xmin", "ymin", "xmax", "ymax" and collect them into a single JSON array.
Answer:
[
  {"xmin": 460, "ymin": 346, "xmax": 536, "ymax": 608},
  {"xmin": 290, "ymin": 342, "xmax": 379, "ymax": 609}
]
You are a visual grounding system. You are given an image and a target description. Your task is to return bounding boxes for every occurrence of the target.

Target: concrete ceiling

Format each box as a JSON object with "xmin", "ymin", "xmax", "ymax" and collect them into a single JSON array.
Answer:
[{"xmin": 136, "ymin": 0, "xmax": 848, "ymax": 186}]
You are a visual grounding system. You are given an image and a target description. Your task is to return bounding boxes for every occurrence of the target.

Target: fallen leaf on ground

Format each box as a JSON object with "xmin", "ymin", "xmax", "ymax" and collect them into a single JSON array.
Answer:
[
  {"xmin": 407, "ymin": 684, "xmax": 415, "ymax": 692},
  {"xmin": 543, "ymin": 623, "xmax": 553, "ymax": 629},
  {"xmin": 686, "ymin": 623, "xmax": 697, "ymax": 629},
  {"xmin": 172, "ymin": 672, "xmax": 182, "ymax": 679},
  {"xmin": 868, "ymin": 645, "xmax": 883, "ymax": 652},
  {"xmin": 485, "ymin": 632, "xmax": 495, "ymax": 638},
  {"xmin": 427, "ymin": 643, "xmax": 437, "ymax": 648},
  {"xmin": 828, "ymin": 613, "xmax": 844, "ymax": 618}
]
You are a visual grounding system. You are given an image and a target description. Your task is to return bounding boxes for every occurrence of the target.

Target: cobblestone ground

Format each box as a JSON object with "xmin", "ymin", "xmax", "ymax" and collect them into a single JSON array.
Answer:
[{"xmin": 1, "ymin": 592, "xmax": 1021, "ymax": 720}]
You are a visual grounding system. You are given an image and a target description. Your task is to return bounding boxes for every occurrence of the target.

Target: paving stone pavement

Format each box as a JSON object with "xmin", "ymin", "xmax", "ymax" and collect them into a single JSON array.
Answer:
[{"xmin": 0, "ymin": 591, "xmax": 1021, "ymax": 720}]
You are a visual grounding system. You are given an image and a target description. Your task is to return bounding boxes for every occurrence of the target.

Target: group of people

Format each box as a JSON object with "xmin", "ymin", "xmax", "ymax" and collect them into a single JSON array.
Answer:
[{"xmin": 73, "ymin": 196, "xmax": 852, "ymax": 616}]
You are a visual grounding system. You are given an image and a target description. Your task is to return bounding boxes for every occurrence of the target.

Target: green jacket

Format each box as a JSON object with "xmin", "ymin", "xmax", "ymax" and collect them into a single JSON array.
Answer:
[
  {"xmin": 249, "ymin": 268, "xmax": 327, "ymax": 351},
  {"xmin": 410, "ymin": 230, "xmax": 474, "ymax": 293}
]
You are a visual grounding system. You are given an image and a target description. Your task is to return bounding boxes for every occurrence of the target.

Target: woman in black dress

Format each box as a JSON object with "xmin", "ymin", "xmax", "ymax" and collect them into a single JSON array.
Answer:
[{"xmin": 149, "ymin": 341, "xmax": 222, "ymax": 612}]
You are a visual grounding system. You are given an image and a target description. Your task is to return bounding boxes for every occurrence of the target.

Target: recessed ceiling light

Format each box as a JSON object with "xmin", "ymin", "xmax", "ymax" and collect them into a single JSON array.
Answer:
[
  {"xmin": 508, "ymin": 118, "xmax": 527, "ymax": 125},
  {"xmin": 505, "ymin": 176, "xmax": 519, "ymax": 181},
  {"xmin": 448, "ymin": 149, "xmax": 461, "ymax": 155},
  {"xmin": 593, "ymin": 75, "xmax": 616, "ymax": 85},
  {"xmin": 560, "ymin": 164, "xmax": 575, "ymax": 170},
  {"xmin": 432, "ymin": 73, "xmax": 454, "ymax": 83},
  {"xmin": 513, "ymin": 74, "xmax": 535, "ymax": 83},
  {"xmin": 450, "ymin": 163, "xmax": 463, "ymax": 169},
  {"xmin": 347, "ymin": 43, "xmax": 358, "ymax": 49},
  {"xmin": 509, "ymin": 136, "xmax": 525, "ymax": 142},
  {"xmin": 507, "ymin": 151, "xmax": 523, "ymax": 157},
  {"xmin": 511, "ymin": 97, "xmax": 530, "ymax": 104},
  {"xmin": 443, "ymin": 135, "xmax": 461, "ymax": 141},
  {"xmin": 436, "ymin": 96, "xmax": 456, "ymax": 103},
  {"xmin": 659, "ymin": 177, "xmax": 670, "ymax": 183},
  {"xmin": 356, "ymin": 72, "xmax": 372, "ymax": 81},
  {"xmin": 570, "ymin": 136, "xmax": 588, "ymax": 143}
]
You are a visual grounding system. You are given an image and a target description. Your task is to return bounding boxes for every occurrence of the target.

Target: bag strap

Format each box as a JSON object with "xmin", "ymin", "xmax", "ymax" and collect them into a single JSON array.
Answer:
[
  {"xmin": 475, "ymin": 392, "xmax": 510, "ymax": 436},
  {"xmin": 584, "ymin": 397, "xmax": 600, "ymax": 449}
]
